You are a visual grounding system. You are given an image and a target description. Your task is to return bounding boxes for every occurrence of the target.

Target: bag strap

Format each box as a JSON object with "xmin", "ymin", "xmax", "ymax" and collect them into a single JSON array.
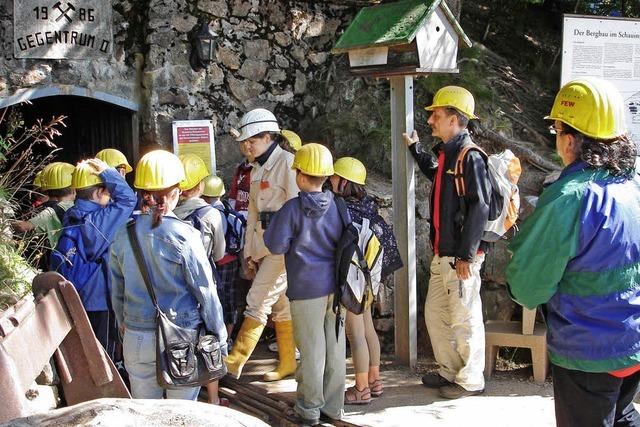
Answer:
[
  {"xmin": 126, "ymin": 220, "xmax": 160, "ymax": 310},
  {"xmin": 51, "ymin": 203, "xmax": 66, "ymax": 224},
  {"xmin": 454, "ymin": 143, "xmax": 487, "ymax": 197},
  {"xmin": 335, "ymin": 196, "xmax": 351, "ymax": 227}
]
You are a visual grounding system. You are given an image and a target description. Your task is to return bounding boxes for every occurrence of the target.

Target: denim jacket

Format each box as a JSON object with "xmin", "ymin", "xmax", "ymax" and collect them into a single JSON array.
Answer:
[{"xmin": 109, "ymin": 212, "xmax": 227, "ymax": 353}]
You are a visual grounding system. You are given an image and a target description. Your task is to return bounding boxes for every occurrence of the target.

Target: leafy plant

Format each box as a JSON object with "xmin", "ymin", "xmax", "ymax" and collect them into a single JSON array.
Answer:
[{"xmin": 0, "ymin": 105, "xmax": 65, "ymax": 310}]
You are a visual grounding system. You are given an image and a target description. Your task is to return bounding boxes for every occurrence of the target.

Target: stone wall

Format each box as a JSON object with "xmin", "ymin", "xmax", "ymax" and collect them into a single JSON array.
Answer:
[{"xmin": 0, "ymin": 0, "xmax": 363, "ymax": 179}]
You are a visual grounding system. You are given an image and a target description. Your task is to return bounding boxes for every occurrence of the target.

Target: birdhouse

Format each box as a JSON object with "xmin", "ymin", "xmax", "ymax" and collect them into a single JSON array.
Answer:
[{"xmin": 332, "ymin": 0, "xmax": 472, "ymax": 77}]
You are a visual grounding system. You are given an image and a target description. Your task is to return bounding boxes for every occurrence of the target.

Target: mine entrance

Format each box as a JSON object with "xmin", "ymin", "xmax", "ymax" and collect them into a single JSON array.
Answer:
[{"xmin": 16, "ymin": 95, "xmax": 136, "ymax": 165}]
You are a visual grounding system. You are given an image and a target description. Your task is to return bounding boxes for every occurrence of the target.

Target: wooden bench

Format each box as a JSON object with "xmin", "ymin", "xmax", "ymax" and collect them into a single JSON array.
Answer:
[{"xmin": 485, "ymin": 307, "xmax": 548, "ymax": 384}]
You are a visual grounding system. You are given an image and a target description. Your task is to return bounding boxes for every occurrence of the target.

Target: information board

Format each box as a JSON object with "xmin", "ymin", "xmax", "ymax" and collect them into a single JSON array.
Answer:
[
  {"xmin": 172, "ymin": 120, "xmax": 217, "ymax": 176},
  {"xmin": 562, "ymin": 14, "xmax": 640, "ymax": 141},
  {"xmin": 13, "ymin": 0, "xmax": 113, "ymax": 59}
]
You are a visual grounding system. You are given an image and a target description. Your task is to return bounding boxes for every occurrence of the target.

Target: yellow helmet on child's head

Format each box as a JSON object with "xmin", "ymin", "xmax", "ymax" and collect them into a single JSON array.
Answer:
[
  {"xmin": 96, "ymin": 148, "xmax": 133, "ymax": 173},
  {"xmin": 546, "ymin": 77, "xmax": 626, "ymax": 139},
  {"xmin": 41, "ymin": 162, "xmax": 76, "ymax": 190},
  {"xmin": 71, "ymin": 162, "xmax": 103, "ymax": 189},
  {"xmin": 178, "ymin": 154, "xmax": 210, "ymax": 191},
  {"xmin": 291, "ymin": 143, "xmax": 334, "ymax": 177},
  {"xmin": 281, "ymin": 130, "xmax": 302, "ymax": 151},
  {"xmin": 134, "ymin": 150, "xmax": 185, "ymax": 191},
  {"xmin": 203, "ymin": 175, "xmax": 225, "ymax": 197},
  {"xmin": 334, "ymin": 157, "xmax": 366, "ymax": 185},
  {"xmin": 425, "ymin": 85, "xmax": 478, "ymax": 120}
]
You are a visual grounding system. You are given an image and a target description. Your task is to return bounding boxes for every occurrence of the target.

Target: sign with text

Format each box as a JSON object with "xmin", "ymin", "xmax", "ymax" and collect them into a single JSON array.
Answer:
[
  {"xmin": 172, "ymin": 120, "xmax": 217, "ymax": 175},
  {"xmin": 13, "ymin": 0, "xmax": 112, "ymax": 59},
  {"xmin": 562, "ymin": 14, "xmax": 640, "ymax": 141}
]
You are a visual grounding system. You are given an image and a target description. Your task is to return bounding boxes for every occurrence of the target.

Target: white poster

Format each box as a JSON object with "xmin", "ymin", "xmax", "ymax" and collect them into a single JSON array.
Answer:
[
  {"xmin": 562, "ymin": 14, "xmax": 640, "ymax": 142},
  {"xmin": 172, "ymin": 120, "xmax": 216, "ymax": 175}
]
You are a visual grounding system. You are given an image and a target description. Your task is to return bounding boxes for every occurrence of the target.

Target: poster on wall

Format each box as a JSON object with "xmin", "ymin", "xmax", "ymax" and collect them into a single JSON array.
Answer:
[
  {"xmin": 562, "ymin": 14, "xmax": 640, "ymax": 143},
  {"xmin": 172, "ymin": 120, "xmax": 216, "ymax": 175}
]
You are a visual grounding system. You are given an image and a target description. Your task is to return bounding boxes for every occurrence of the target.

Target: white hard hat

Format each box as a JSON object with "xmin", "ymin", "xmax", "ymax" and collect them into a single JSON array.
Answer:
[{"xmin": 234, "ymin": 108, "xmax": 280, "ymax": 142}]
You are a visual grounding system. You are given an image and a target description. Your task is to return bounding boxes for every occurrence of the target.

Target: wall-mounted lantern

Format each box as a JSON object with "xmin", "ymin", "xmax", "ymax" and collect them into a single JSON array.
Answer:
[{"xmin": 190, "ymin": 22, "xmax": 217, "ymax": 72}]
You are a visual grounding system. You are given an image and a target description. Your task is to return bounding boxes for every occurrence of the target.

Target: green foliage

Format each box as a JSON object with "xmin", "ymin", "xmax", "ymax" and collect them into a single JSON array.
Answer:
[{"xmin": 0, "ymin": 106, "xmax": 65, "ymax": 310}]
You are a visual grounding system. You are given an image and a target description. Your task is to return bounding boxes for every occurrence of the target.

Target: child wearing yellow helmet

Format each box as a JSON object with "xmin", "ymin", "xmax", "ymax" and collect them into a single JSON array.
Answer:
[
  {"xmin": 110, "ymin": 150, "xmax": 227, "ymax": 402},
  {"xmin": 51, "ymin": 158, "xmax": 136, "ymax": 367},
  {"xmin": 11, "ymin": 162, "xmax": 76, "ymax": 249},
  {"xmin": 330, "ymin": 157, "xmax": 403, "ymax": 405},
  {"xmin": 264, "ymin": 143, "xmax": 347, "ymax": 424}
]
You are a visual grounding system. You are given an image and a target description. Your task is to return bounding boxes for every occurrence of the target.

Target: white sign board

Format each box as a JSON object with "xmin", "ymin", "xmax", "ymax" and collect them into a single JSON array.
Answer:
[
  {"xmin": 13, "ymin": 0, "xmax": 113, "ymax": 59},
  {"xmin": 172, "ymin": 120, "xmax": 217, "ymax": 175},
  {"xmin": 562, "ymin": 14, "xmax": 640, "ymax": 141}
]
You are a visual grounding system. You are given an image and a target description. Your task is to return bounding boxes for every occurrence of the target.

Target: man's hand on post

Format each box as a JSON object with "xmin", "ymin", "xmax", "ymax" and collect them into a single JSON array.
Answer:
[
  {"xmin": 402, "ymin": 130, "xmax": 420, "ymax": 147},
  {"xmin": 455, "ymin": 260, "xmax": 471, "ymax": 281}
]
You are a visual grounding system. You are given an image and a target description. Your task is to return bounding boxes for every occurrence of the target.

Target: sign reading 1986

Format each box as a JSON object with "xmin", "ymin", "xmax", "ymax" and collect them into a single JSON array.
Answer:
[{"xmin": 13, "ymin": 0, "xmax": 112, "ymax": 59}]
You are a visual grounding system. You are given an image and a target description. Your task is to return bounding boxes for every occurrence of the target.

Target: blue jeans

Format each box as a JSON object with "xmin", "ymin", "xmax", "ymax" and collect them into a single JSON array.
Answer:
[{"xmin": 123, "ymin": 328, "xmax": 200, "ymax": 400}]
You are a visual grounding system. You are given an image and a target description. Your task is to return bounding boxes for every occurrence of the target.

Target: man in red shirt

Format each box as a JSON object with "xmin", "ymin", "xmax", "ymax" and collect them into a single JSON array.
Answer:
[{"xmin": 403, "ymin": 86, "xmax": 491, "ymax": 399}]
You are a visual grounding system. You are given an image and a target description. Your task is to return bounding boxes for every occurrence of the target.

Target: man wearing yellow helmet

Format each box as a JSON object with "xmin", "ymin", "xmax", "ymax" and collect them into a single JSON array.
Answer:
[
  {"xmin": 51, "ymin": 158, "xmax": 137, "ymax": 362},
  {"xmin": 506, "ymin": 77, "xmax": 640, "ymax": 426},
  {"xmin": 403, "ymin": 85, "xmax": 491, "ymax": 399}
]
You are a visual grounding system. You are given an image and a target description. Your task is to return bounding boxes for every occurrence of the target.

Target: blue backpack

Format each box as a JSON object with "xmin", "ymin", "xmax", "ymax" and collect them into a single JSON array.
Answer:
[
  {"xmin": 213, "ymin": 201, "xmax": 246, "ymax": 255},
  {"xmin": 50, "ymin": 216, "xmax": 108, "ymax": 295}
]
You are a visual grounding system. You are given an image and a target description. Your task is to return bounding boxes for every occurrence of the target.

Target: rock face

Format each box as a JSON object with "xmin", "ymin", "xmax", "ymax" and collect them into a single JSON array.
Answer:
[
  {"xmin": 5, "ymin": 398, "xmax": 269, "ymax": 427},
  {"xmin": 0, "ymin": 1, "xmax": 361, "ymax": 180}
]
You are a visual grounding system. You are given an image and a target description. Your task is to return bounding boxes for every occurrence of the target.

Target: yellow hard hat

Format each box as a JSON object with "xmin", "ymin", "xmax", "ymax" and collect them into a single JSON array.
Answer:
[
  {"xmin": 71, "ymin": 161, "xmax": 103, "ymax": 189},
  {"xmin": 178, "ymin": 153, "xmax": 210, "ymax": 191},
  {"xmin": 281, "ymin": 130, "xmax": 302, "ymax": 151},
  {"xmin": 96, "ymin": 148, "xmax": 133, "ymax": 173},
  {"xmin": 291, "ymin": 143, "xmax": 334, "ymax": 177},
  {"xmin": 134, "ymin": 150, "xmax": 186, "ymax": 191},
  {"xmin": 33, "ymin": 171, "xmax": 43, "ymax": 188},
  {"xmin": 202, "ymin": 175, "xmax": 225, "ymax": 197},
  {"xmin": 425, "ymin": 86, "xmax": 478, "ymax": 120},
  {"xmin": 40, "ymin": 162, "xmax": 75, "ymax": 190},
  {"xmin": 546, "ymin": 77, "xmax": 626, "ymax": 139},
  {"xmin": 334, "ymin": 157, "xmax": 367, "ymax": 185}
]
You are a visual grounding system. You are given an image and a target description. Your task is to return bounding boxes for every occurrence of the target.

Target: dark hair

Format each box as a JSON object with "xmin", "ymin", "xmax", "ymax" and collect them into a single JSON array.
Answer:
[
  {"xmin": 563, "ymin": 124, "xmax": 637, "ymax": 176},
  {"xmin": 300, "ymin": 172, "xmax": 327, "ymax": 187},
  {"xmin": 45, "ymin": 187, "xmax": 74, "ymax": 198},
  {"xmin": 445, "ymin": 107, "xmax": 469, "ymax": 128},
  {"xmin": 75, "ymin": 184, "xmax": 105, "ymax": 200},
  {"xmin": 334, "ymin": 177, "xmax": 367, "ymax": 201},
  {"xmin": 142, "ymin": 185, "xmax": 178, "ymax": 228}
]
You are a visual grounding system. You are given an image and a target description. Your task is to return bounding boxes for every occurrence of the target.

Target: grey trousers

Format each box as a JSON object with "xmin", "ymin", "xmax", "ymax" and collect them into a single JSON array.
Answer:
[{"xmin": 290, "ymin": 295, "xmax": 345, "ymax": 421}]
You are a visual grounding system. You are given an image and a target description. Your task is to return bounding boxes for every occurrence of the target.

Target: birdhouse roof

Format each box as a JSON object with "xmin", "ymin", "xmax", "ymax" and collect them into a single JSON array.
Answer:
[{"xmin": 333, "ymin": 0, "xmax": 472, "ymax": 53}]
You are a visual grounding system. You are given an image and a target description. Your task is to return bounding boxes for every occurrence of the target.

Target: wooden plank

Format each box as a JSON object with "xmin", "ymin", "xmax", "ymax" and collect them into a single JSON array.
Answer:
[{"xmin": 390, "ymin": 76, "xmax": 417, "ymax": 369}]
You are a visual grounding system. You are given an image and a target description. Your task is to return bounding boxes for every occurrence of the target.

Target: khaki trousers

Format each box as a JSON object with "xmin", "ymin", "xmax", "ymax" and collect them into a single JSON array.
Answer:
[
  {"xmin": 244, "ymin": 254, "xmax": 291, "ymax": 324},
  {"xmin": 291, "ymin": 295, "xmax": 345, "ymax": 421},
  {"xmin": 425, "ymin": 254, "xmax": 485, "ymax": 391}
]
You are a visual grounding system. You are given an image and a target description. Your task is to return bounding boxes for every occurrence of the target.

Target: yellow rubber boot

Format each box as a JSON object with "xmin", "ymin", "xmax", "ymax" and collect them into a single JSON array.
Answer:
[
  {"xmin": 263, "ymin": 320, "xmax": 297, "ymax": 382},
  {"xmin": 224, "ymin": 317, "xmax": 264, "ymax": 379}
]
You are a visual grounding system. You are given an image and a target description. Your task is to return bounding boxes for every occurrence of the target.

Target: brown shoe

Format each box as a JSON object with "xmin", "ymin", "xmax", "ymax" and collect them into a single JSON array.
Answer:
[
  {"xmin": 439, "ymin": 383, "xmax": 484, "ymax": 399},
  {"xmin": 369, "ymin": 379, "xmax": 383, "ymax": 397},
  {"xmin": 421, "ymin": 373, "xmax": 453, "ymax": 389}
]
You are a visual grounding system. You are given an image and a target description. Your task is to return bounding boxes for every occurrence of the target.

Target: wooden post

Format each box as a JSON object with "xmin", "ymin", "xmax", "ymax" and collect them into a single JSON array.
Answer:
[{"xmin": 390, "ymin": 76, "xmax": 417, "ymax": 369}]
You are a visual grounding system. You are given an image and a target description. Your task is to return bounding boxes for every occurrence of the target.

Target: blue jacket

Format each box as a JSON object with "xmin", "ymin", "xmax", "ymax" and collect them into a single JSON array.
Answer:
[
  {"xmin": 506, "ymin": 161, "xmax": 640, "ymax": 372},
  {"xmin": 264, "ymin": 190, "xmax": 343, "ymax": 300},
  {"xmin": 51, "ymin": 168, "xmax": 136, "ymax": 311},
  {"xmin": 109, "ymin": 213, "xmax": 227, "ymax": 352}
]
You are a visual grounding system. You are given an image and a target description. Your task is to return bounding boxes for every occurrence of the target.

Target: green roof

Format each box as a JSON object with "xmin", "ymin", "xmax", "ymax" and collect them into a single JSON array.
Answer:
[{"xmin": 333, "ymin": 0, "xmax": 471, "ymax": 53}]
